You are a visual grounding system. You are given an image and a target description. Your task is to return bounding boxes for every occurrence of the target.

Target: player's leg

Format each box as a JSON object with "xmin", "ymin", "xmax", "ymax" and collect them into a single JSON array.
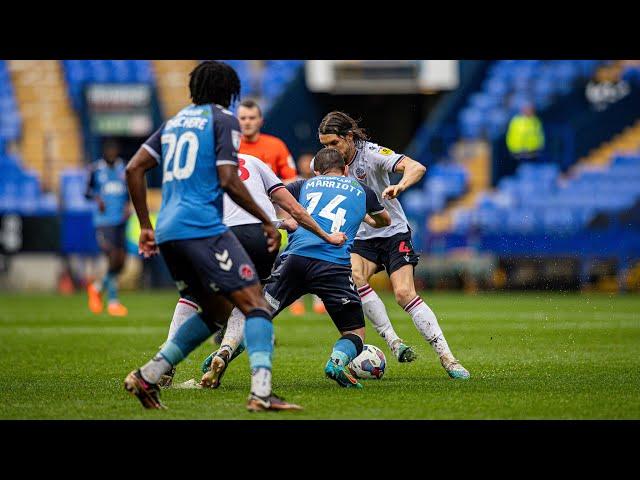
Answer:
[
  {"xmin": 200, "ymin": 254, "xmax": 305, "ymax": 392},
  {"xmin": 388, "ymin": 264, "xmax": 470, "ymax": 379},
  {"xmin": 200, "ymin": 225, "xmax": 278, "ymax": 382},
  {"xmin": 87, "ymin": 227, "xmax": 111, "ymax": 314},
  {"xmin": 166, "ymin": 297, "xmax": 200, "ymax": 341},
  {"xmin": 351, "ymin": 249, "xmax": 416, "ymax": 362},
  {"xmin": 202, "ymin": 232, "xmax": 301, "ymax": 411},
  {"xmin": 124, "ymin": 239, "xmax": 226, "ymax": 408},
  {"xmin": 309, "ymin": 261, "xmax": 366, "ymax": 388},
  {"xmin": 325, "ymin": 311, "xmax": 366, "ymax": 389},
  {"xmin": 105, "ymin": 227, "xmax": 128, "ymax": 316}
]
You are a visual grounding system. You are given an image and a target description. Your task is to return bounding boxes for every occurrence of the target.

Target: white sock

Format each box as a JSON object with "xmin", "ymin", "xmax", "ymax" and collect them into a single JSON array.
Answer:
[
  {"xmin": 251, "ymin": 368, "xmax": 272, "ymax": 397},
  {"xmin": 140, "ymin": 355, "xmax": 172, "ymax": 384},
  {"xmin": 357, "ymin": 284, "xmax": 401, "ymax": 350},
  {"xmin": 220, "ymin": 307, "xmax": 245, "ymax": 355},
  {"xmin": 167, "ymin": 298, "xmax": 199, "ymax": 341},
  {"xmin": 404, "ymin": 296, "xmax": 452, "ymax": 358}
]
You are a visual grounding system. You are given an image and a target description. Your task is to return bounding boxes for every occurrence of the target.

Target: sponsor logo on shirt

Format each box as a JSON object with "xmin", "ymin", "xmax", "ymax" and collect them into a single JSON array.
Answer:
[{"xmin": 378, "ymin": 147, "xmax": 394, "ymax": 156}]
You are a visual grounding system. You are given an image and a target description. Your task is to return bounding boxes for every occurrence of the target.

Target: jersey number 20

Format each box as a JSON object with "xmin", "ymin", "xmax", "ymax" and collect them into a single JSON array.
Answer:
[
  {"xmin": 306, "ymin": 192, "xmax": 347, "ymax": 233},
  {"xmin": 161, "ymin": 132, "xmax": 199, "ymax": 183}
]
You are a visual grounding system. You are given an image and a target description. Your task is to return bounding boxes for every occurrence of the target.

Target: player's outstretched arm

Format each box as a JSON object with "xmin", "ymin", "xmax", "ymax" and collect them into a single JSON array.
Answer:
[
  {"xmin": 381, "ymin": 156, "xmax": 426, "ymax": 200},
  {"xmin": 126, "ymin": 147, "xmax": 160, "ymax": 258},
  {"xmin": 218, "ymin": 164, "xmax": 282, "ymax": 253},
  {"xmin": 364, "ymin": 210, "xmax": 391, "ymax": 228},
  {"xmin": 271, "ymin": 188, "xmax": 346, "ymax": 246}
]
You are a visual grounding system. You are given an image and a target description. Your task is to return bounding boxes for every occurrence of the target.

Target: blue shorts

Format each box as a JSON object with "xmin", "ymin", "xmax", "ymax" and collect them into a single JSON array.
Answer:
[
  {"xmin": 264, "ymin": 254, "xmax": 365, "ymax": 332},
  {"xmin": 159, "ymin": 231, "xmax": 260, "ymax": 306},
  {"xmin": 96, "ymin": 224, "xmax": 126, "ymax": 253}
]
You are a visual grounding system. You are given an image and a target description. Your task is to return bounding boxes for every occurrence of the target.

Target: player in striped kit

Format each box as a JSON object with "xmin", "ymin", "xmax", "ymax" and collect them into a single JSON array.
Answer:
[{"xmin": 317, "ymin": 111, "xmax": 470, "ymax": 379}]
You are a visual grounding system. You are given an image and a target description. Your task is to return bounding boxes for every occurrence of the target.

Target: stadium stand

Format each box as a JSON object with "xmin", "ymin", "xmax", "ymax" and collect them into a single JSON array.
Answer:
[
  {"xmin": 458, "ymin": 60, "xmax": 602, "ymax": 140},
  {"xmin": 7, "ymin": 60, "xmax": 83, "ymax": 193},
  {"xmin": 0, "ymin": 152, "xmax": 58, "ymax": 215},
  {"xmin": 449, "ymin": 135, "xmax": 640, "ymax": 235},
  {"xmin": 216, "ymin": 60, "xmax": 304, "ymax": 112},
  {"xmin": 0, "ymin": 60, "xmax": 21, "ymax": 143},
  {"xmin": 62, "ymin": 60, "xmax": 156, "ymax": 110},
  {"xmin": 152, "ymin": 60, "xmax": 198, "ymax": 118}
]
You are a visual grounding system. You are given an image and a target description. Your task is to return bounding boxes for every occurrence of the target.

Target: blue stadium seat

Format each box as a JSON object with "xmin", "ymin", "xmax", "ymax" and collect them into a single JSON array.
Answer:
[
  {"xmin": 459, "ymin": 107, "xmax": 484, "ymax": 139},
  {"xmin": 0, "ymin": 60, "xmax": 21, "ymax": 142},
  {"xmin": 62, "ymin": 60, "xmax": 155, "ymax": 109},
  {"xmin": 486, "ymin": 108, "xmax": 510, "ymax": 139}
]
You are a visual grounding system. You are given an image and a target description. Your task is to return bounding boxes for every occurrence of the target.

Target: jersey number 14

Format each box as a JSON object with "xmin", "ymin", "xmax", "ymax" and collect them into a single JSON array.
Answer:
[{"xmin": 306, "ymin": 192, "xmax": 347, "ymax": 233}]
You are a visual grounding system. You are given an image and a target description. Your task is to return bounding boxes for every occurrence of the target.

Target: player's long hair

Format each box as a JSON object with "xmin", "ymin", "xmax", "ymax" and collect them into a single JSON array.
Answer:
[
  {"xmin": 318, "ymin": 111, "xmax": 369, "ymax": 147},
  {"xmin": 189, "ymin": 61, "xmax": 241, "ymax": 108}
]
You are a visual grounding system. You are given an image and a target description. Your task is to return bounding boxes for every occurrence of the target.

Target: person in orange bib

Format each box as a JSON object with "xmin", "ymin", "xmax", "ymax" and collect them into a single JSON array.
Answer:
[{"xmin": 237, "ymin": 99, "xmax": 298, "ymax": 183}]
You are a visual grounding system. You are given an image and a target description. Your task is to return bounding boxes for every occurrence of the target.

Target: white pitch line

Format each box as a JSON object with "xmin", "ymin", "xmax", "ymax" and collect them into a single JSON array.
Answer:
[{"xmin": 395, "ymin": 311, "xmax": 640, "ymax": 321}]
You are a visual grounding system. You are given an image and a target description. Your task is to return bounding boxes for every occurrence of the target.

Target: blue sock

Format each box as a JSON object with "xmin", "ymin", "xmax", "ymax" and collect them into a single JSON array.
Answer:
[
  {"xmin": 105, "ymin": 272, "xmax": 118, "ymax": 303},
  {"xmin": 331, "ymin": 337, "xmax": 358, "ymax": 366},
  {"xmin": 159, "ymin": 313, "xmax": 212, "ymax": 365},
  {"xmin": 244, "ymin": 311, "xmax": 273, "ymax": 371}
]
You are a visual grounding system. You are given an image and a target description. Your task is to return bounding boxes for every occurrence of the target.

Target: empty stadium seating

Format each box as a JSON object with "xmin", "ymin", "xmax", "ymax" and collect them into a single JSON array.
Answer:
[
  {"xmin": 450, "ymin": 153, "xmax": 640, "ymax": 234},
  {"xmin": 458, "ymin": 60, "xmax": 602, "ymax": 140},
  {"xmin": 59, "ymin": 168, "xmax": 93, "ymax": 212},
  {"xmin": 0, "ymin": 60, "xmax": 21, "ymax": 143},
  {"xmin": 62, "ymin": 60, "xmax": 156, "ymax": 109},
  {"xmin": 0, "ymin": 153, "xmax": 58, "ymax": 215},
  {"xmin": 219, "ymin": 60, "xmax": 304, "ymax": 112},
  {"xmin": 402, "ymin": 163, "xmax": 468, "ymax": 216}
]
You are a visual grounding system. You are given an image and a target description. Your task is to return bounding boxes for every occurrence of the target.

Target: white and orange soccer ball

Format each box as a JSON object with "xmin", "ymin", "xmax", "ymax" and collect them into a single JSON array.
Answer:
[{"xmin": 348, "ymin": 344, "xmax": 386, "ymax": 380}]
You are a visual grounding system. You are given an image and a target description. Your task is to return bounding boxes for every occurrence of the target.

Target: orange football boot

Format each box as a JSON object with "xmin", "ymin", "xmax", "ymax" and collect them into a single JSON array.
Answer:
[
  {"xmin": 107, "ymin": 302, "xmax": 128, "ymax": 317},
  {"xmin": 87, "ymin": 283, "xmax": 103, "ymax": 314}
]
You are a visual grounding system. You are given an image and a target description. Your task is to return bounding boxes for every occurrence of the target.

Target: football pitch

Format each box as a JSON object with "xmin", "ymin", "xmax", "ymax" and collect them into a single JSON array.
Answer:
[{"xmin": 0, "ymin": 290, "xmax": 638, "ymax": 420}]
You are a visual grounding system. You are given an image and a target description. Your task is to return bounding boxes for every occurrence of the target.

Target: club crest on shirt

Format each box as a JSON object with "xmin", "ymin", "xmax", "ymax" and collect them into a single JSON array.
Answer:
[{"xmin": 355, "ymin": 166, "xmax": 367, "ymax": 180}]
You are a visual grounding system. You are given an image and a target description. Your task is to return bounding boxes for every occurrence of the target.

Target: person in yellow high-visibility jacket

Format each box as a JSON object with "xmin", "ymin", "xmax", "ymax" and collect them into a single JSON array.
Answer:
[{"xmin": 506, "ymin": 103, "xmax": 545, "ymax": 161}]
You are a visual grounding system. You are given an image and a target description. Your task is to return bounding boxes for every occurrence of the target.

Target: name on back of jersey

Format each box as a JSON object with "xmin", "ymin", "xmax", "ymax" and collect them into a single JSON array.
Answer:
[
  {"xmin": 165, "ymin": 115, "xmax": 208, "ymax": 131},
  {"xmin": 305, "ymin": 177, "xmax": 363, "ymax": 196}
]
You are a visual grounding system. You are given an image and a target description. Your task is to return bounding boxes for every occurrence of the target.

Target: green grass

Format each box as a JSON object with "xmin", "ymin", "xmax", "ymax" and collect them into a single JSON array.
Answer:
[{"xmin": 0, "ymin": 291, "xmax": 638, "ymax": 419}]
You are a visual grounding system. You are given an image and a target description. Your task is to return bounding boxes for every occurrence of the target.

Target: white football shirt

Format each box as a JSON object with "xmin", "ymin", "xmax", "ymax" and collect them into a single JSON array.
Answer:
[
  {"xmin": 223, "ymin": 153, "xmax": 285, "ymax": 227},
  {"xmin": 312, "ymin": 141, "xmax": 410, "ymax": 240}
]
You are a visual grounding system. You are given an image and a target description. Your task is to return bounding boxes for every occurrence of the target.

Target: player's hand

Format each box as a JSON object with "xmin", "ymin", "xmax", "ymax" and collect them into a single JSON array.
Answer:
[
  {"xmin": 327, "ymin": 232, "xmax": 347, "ymax": 246},
  {"xmin": 138, "ymin": 228, "xmax": 159, "ymax": 258},
  {"xmin": 280, "ymin": 217, "xmax": 299, "ymax": 233},
  {"xmin": 97, "ymin": 197, "xmax": 106, "ymax": 213},
  {"xmin": 263, "ymin": 223, "xmax": 282, "ymax": 253},
  {"xmin": 382, "ymin": 184, "xmax": 405, "ymax": 200}
]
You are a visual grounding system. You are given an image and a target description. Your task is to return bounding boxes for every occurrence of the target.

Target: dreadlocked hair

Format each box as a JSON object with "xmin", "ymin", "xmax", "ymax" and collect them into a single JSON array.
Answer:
[
  {"xmin": 318, "ymin": 111, "xmax": 369, "ymax": 147},
  {"xmin": 189, "ymin": 61, "xmax": 241, "ymax": 108}
]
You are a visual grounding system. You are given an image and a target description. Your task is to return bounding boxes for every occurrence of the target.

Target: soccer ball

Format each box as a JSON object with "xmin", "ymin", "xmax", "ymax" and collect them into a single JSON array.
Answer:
[{"xmin": 348, "ymin": 344, "xmax": 386, "ymax": 380}]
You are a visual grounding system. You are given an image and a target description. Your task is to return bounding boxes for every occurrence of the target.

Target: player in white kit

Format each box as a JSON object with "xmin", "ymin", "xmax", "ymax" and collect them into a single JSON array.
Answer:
[
  {"xmin": 316, "ymin": 111, "xmax": 470, "ymax": 379},
  {"xmin": 159, "ymin": 153, "xmax": 345, "ymax": 387}
]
